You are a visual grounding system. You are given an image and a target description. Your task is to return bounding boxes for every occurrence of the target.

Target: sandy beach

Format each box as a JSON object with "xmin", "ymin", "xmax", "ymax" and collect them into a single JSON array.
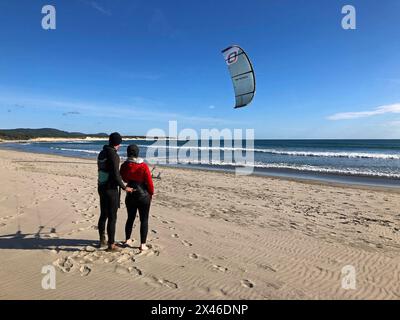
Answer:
[{"xmin": 0, "ymin": 149, "xmax": 399, "ymax": 300}]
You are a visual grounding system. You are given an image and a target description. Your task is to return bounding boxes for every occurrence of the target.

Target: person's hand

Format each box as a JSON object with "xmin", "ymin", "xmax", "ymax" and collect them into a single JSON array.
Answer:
[{"xmin": 125, "ymin": 187, "xmax": 135, "ymax": 193}]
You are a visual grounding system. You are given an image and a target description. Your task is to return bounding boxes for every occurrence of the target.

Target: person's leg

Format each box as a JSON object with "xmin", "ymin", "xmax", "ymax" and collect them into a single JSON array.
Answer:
[
  {"xmin": 125, "ymin": 195, "xmax": 138, "ymax": 241},
  {"xmin": 106, "ymin": 188, "xmax": 119, "ymax": 246},
  {"xmin": 138, "ymin": 201, "xmax": 151, "ymax": 246},
  {"xmin": 97, "ymin": 186, "xmax": 108, "ymax": 244}
]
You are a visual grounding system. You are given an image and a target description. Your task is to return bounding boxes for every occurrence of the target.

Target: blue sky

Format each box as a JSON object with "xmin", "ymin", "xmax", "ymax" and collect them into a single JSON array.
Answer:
[{"xmin": 0, "ymin": 0, "xmax": 400, "ymax": 138}]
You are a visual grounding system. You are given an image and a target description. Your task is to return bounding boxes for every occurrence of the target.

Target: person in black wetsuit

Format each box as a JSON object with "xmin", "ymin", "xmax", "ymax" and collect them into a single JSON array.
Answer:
[{"xmin": 97, "ymin": 132, "xmax": 133, "ymax": 252}]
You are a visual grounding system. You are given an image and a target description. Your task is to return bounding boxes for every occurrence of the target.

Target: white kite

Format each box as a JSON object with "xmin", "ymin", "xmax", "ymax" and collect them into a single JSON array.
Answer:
[{"xmin": 222, "ymin": 45, "xmax": 256, "ymax": 109}]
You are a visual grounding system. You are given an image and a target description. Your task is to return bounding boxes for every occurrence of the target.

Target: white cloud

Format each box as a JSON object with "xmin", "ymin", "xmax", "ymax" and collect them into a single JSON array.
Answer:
[{"xmin": 327, "ymin": 103, "xmax": 400, "ymax": 120}]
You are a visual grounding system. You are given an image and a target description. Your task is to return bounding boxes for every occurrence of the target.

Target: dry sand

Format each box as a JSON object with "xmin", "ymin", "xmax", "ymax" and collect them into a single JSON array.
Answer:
[{"xmin": 0, "ymin": 149, "xmax": 399, "ymax": 300}]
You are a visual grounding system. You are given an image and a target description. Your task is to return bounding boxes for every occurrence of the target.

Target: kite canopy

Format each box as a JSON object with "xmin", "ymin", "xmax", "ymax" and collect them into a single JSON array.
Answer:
[{"xmin": 222, "ymin": 45, "xmax": 256, "ymax": 109}]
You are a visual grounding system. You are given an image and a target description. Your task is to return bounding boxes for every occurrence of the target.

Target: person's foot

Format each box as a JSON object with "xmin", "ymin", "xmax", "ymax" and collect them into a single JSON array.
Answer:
[
  {"xmin": 123, "ymin": 239, "xmax": 135, "ymax": 248},
  {"xmin": 99, "ymin": 235, "xmax": 107, "ymax": 249},
  {"xmin": 139, "ymin": 243, "xmax": 149, "ymax": 252},
  {"xmin": 106, "ymin": 243, "xmax": 122, "ymax": 252}
]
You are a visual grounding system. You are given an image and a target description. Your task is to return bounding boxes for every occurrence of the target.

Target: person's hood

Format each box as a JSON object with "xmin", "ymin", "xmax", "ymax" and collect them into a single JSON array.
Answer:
[
  {"xmin": 103, "ymin": 144, "xmax": 113, "ymax": 150},
  {"xmin": 103, "ymin": 145, "xmax": 117, "ymax": 152},
  {"xmin": 127, "ymin": 157, "xmax": 144, "ymax": 164}
]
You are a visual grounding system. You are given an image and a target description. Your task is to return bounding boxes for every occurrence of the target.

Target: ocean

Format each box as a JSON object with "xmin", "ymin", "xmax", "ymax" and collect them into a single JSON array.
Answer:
[{"xmin": 2, "ymin": 139, "xmax": 400, "ymax": 188}]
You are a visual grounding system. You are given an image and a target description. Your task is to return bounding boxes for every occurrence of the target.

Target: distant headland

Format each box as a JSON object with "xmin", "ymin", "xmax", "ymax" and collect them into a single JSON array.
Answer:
[{"xmin": 0, "ymin": 128, "xmax": 165, "ymax": 142}]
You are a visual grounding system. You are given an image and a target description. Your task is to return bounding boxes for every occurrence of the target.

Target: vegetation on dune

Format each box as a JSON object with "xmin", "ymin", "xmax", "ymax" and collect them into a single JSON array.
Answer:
[{"xmin": 0, "ymin": 128, "xmax": 109, "ymax": 140}]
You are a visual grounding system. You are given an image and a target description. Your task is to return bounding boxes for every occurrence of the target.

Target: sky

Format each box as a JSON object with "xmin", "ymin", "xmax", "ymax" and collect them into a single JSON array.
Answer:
[{"xmin": 0, "ymin": 0, "xmax": 400, "ymax": 139}]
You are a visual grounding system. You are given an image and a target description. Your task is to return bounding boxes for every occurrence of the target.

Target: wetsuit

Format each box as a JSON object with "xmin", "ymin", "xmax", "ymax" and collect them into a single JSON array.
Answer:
[
  {"xmin": 97, "ymin": 145, "xmax": 126, "ymax": 245},
  {"xmin": 120, "ymin": 158, "xmax": 154, "ymax": 244}
]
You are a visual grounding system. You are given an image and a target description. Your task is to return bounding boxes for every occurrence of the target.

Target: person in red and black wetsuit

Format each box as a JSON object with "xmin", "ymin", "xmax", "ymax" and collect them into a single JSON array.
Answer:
[{"xmin": 120, "ymin": 144, "xmax": 154, "ymax": 251}]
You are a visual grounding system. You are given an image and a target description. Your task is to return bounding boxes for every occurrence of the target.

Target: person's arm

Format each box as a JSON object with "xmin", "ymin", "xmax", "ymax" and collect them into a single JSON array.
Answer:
[
  {"xmin": 143, "ymin": 164, "xmax": 154, "ymax": 195},
  {"xmin": 109, "ymin": 149, "xmax": 126, "ymax": 190},
  {"xmin": 120, "ymin": 162, "xmax": 129, "ymax": 183}
]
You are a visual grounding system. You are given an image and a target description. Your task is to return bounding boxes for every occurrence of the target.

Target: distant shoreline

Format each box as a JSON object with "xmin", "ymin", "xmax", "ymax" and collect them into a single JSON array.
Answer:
[
  {"xmin": 0, "ymin": 127, "xmax": 177, "ymax": 142},
  {"xmin": 0, "ymin": 136, "xmax": 177, "ymax": 143}
]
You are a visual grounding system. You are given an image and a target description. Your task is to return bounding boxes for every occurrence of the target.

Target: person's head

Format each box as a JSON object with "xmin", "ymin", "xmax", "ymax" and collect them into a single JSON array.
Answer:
[
  {"xmin": 127, "ymin": 144, "xmax": 139, "ymax": 158},
  {"xmin": 109, "ymin": 132, "xmax": 122, "ymax": 150}
]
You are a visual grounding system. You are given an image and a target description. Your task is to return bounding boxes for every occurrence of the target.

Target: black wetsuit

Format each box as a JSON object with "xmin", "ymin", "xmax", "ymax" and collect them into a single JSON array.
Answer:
[
  {"xmin": 97, "ymin": 145, "xmax": 126, "ymax": 245},
  {"xmin": 125, "ymin": 194, "xmax": 151, "ymax": 244}
]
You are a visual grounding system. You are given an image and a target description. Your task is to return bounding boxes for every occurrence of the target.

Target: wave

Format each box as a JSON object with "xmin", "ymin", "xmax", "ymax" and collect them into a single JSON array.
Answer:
[
  {"xmin": 49, "ymin": 147, "xmax": 400, "ymax": 178},
  {"xmin": 64, "ymin": 141, "xmax": 91, "ymax": 144},
  {"xmin": 257, "ymin": 150, "xmax": 400, "ymax": 160},
  {"xmin": 144, "ymin": 158, "xmax": 400, "ymax": 179},
  {"xmin": 251, "ymin": 163, "xmax": 400, "ymax": 179},
  {"xmin": 136, "ymin": 144, "xmax": 400, "ymax": 160},
  {"xmin": 51, "ymin": 147, "xmax": 100, "ymax": 154}
]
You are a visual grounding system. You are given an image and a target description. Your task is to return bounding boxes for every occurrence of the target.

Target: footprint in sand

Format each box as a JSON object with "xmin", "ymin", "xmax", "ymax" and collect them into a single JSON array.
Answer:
[
  {"xmin": 104, "ymin": 257, "xmax": 116, "ymax": 264},
  {"xmin": 161, "ymin": 279, "xmax": 178, "ymax": 289},
  {"xmin": 241, "ymin": 279, "xmax": 255, "ymax": 288},
  {"xmin": 212, "ymin": 265, "xmax": 228, "ymax": 273},
  {"xmin": 171, "ymin": 234, "xmax": 179, "ymax": 238},
  {"xmin": 143, "ymin": 276, "xmax": 178, "ymax": 289},
  {"xmin": 128, "ymin": 266, "xmax": 143, "ymax": 276},
  {"xmin": 79, "ymin": 256, "xmax": 95, "ymax": 264},
  {"xmin": 0, "ymin": 215, "xmax": 13, "ymax": 222},
  {"xmin": 143, "ymin": 276, "xmax": 163, "ymax": 288},
  {"xmin": 139, "ymin": 249, "xmax": 160, "ymax": 257},
  {"xmin": 53, "ymin": 257, "xmax": 76, "ymax": 273},
  {"xmin": 265, "ymin": 281, "xmax": 282, "ymax": 290},
  {"xmin": 194, "ymin": 287, "xmax": 228, "ymax": 297},
  {"xmin": 257, "ymin": 264, "xmax": 277, "ymax": 273},
  {"xmin": 114, "ymin": 265, "xmax": 132, "ymax": 275},
  {"xmin": 181, "ymin": 240, "xmax": 193, "ymax": 247},
  {"xmin": 80, "ymin": 265, "xmax": 91, "ymax": 277},
  {"xmin": 189, "ymin": 253, "xmax": 209, "ymax": 262},
  {"xmin": 116, "ymin": 254, "xmax": 133, "ymax": 264}
]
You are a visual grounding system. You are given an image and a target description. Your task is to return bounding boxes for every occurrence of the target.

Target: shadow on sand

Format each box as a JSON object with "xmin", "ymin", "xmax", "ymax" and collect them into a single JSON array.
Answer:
[{"xmin": 0, "ymin": 231, "xmax": 97, "ymax": 252}]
